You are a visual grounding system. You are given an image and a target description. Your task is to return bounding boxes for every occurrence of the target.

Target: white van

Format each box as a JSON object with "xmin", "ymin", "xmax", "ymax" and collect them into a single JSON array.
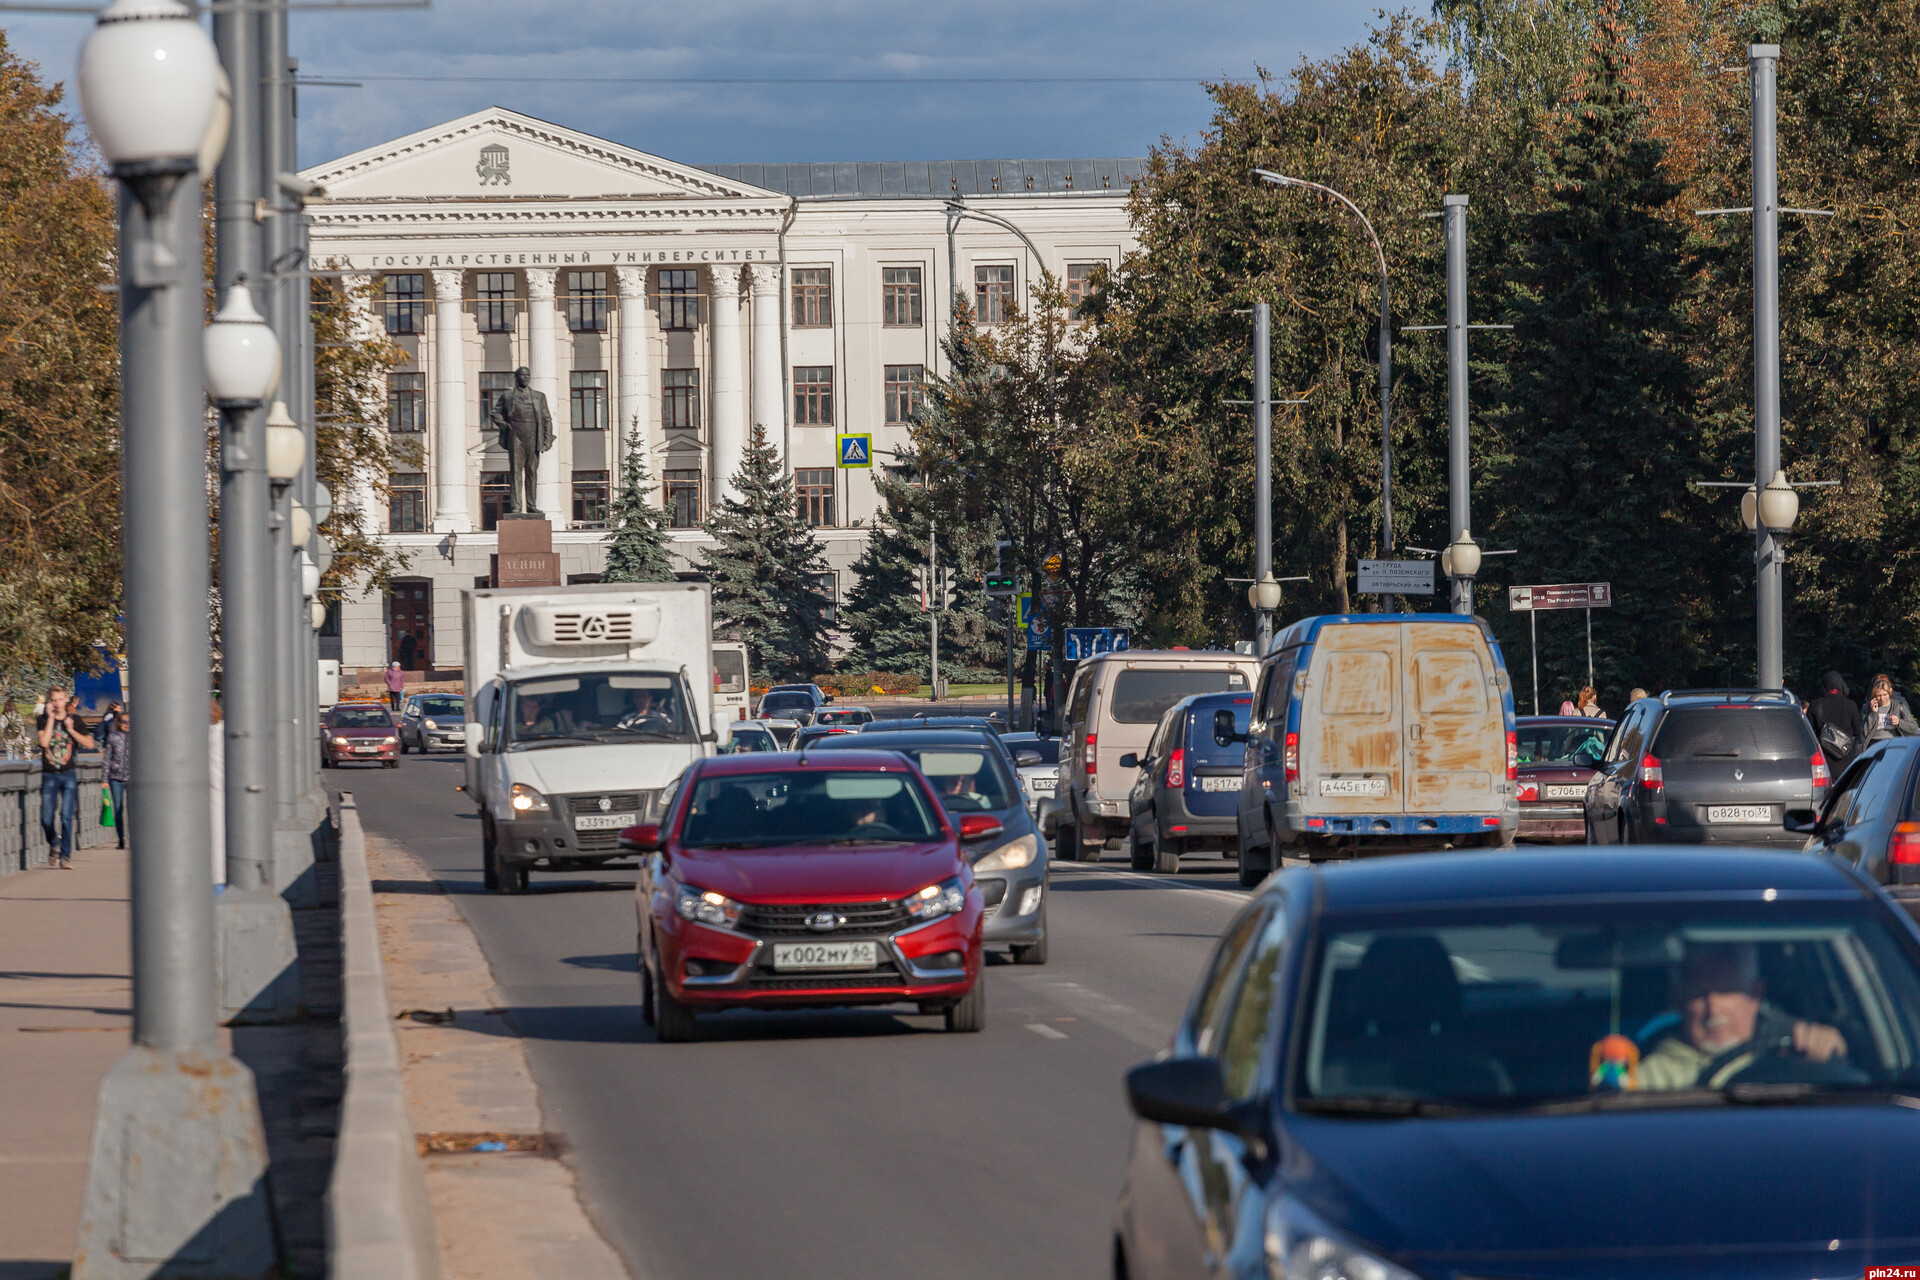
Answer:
[{"xmin": 1054, "ymin": 651, "xmax": 1257, "ymax": 861}]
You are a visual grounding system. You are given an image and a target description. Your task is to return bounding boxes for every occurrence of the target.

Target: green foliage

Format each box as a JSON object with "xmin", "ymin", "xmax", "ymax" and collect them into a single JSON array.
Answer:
[
  {"xmin": 311, "ymin": 271, "xmax": 411, "ymax": 599},
  {"xmin": 697, "ymin": 427, "xmax": 833, "ymax": 681},
  {"xmin": 840, "ymin": 488, "xmax": 931, "ymax": 672},
  {"xmin": 601, "ymin": 427, "xmax": 678, "ymax": 583}
]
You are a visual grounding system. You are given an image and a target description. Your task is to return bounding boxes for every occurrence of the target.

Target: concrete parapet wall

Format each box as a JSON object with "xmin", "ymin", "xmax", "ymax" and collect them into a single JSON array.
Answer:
[{"xmin": 0, "ymin": 759, "xmax": 108, "ymax": 877}]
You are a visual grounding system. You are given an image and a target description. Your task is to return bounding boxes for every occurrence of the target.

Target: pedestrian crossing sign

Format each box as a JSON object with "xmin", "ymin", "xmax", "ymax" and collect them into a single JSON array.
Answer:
[{"xmin": 836, "ymin": 434, "xmax": 872, "ymax": 468}]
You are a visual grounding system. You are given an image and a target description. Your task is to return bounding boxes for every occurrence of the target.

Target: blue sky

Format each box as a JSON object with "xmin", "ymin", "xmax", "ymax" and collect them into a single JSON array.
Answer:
[{"xmin": 2, "ymin": 0, "xmax": 1394, "ymax": 169}]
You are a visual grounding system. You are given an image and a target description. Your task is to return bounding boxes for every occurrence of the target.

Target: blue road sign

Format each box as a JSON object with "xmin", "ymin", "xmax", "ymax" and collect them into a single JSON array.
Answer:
[
  {"xmin": 836, "ymin": 434, "xmax": 873, "ymax": 467},
  {"xmin": 1017, "ymin": 592, "xmax": 1033, "ymax": 626},
  {"xmin": 1064, "ymin": 628, "xmax": 1129, "ymax": 660}
]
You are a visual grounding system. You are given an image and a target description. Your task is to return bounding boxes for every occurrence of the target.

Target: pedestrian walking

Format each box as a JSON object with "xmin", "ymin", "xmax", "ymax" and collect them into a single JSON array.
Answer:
[
  {"xmin": 1560, "ymin": 699, "xmax": 1578, "ymax": 715},
  {"xmin": 1808, "ymin": 671, "xmax": 1865, "ymax": 772},
  {"xmin": 385, "ymin": 660, "xmax": 406, "ymax": 712},
  {"xmin": 35, "ymin": 686, "xmax": 94, "ymax": 869},
  {"xmin": 1861, "ymin": 674, "xmax": 1917, "ymax": 743},
  {"xmin": 99, "ymin": 707, "xmax": 131, "ymax": 849},
  {"xmin": 1576, "ymin": 687, "xmax": 1607, "ymax": 718}
]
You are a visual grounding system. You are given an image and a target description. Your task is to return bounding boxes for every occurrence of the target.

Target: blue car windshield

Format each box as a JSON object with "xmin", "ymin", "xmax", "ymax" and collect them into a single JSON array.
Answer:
[{"xmin": 1294, "ymin": 902, "xmax": 1920, "ymax": 1112}]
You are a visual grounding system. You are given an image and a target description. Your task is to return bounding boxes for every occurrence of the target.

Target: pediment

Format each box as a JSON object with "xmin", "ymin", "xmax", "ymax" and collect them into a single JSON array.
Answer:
[{"xmin": 303, "ymin": 108, "xmax": 781, "ymax": 204}]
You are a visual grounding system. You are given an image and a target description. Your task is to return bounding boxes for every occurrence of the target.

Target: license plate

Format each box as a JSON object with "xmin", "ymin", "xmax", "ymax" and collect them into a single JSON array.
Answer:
[
  {"xmin": 771, "ymin": 941, "xmax": 878, "ymax": 971},
  {"xmin": 1545, "ymin": 784, "xmax": 1587, "ymax": 800},
  {"xmin": 1027, "ymin": 777, "xmax": 1056, "ymax": 793},
  {"xmin": 353, "ymin": 745, "xmax": 379, "ymax": 753},
  {"xmin": 1321, "ymin": 777, "xmax": 1388, "ymax": 797},
  {"xmin": 1708, "ymin": 804, "xmax": 1772, "ymax": 824},
  {"xmin": 573, "ymin": 812, "xmax": 637, "ymax": 831},
  {"xmin": 1200, "ymin": 776, "xmax": 1242, "ymax": 793}
]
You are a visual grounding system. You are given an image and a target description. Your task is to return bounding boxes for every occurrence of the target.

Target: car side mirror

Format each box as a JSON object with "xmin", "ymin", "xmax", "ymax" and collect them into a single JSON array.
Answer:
[
  {"xmin": 617, "ymin": 823, "xmax": 661, "ymax": 853},
  {"xmin": 1118, "ymin": 753, "xmax": 1139, "ymax": 770},
  {"xmin": 1125, "ymin": 1058, "xmax": 1268, "ymax": 1157},
  {"xmin": 1784, "ymin": 808, "xmax": 1823, "ymax": 835},
  {"xmin": 824, "ymin": 693, "xmax": 835, "ymax": 703},
  {"xmin": 1015, "ymin": 749, "xmax": 1042, "ymax": 767},
  {"xmin": 1213, "ymin": 709, "xmax": 1247, "ymax": 746},
  {"xmin": 1574, "ymin": 748, "xmax": 1602, "ymax": 769},
  {"xmin": 958, "ymin": 814, "xmax": 1004, "ymax": 842}
]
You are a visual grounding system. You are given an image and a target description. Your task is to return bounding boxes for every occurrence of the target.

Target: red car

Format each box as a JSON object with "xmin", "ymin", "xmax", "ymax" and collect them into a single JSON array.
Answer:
[
  {"xmin": 1514, "ymin": 715, "xmax": 1614, "ymax": 841},
  {"xmin": 626, "ymin": 750, "xmax": 989, "ymax": 1042},
  {"xmin": 321, "ymin": 701, "xmax": 400, "ymax": 768}
]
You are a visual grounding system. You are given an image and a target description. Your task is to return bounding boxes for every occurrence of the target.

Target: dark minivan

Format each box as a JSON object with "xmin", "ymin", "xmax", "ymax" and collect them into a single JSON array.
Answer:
[
  {"xmin": 1124, "ymin": 692, "xmax": 1253, "ymax": 875},
  {"xmin": 1585, "ymin": 690, "xmax": 1827, "ymax": 848}
]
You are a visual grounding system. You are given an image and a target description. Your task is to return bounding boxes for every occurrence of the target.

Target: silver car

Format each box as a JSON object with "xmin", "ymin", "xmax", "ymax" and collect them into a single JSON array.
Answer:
[
  {"xmin": 1001, "ymin": 732, "xmax": 1062, "ymax": 819},
  {"xmin": 398, "ymin": 692, "xmax": 466, "ymax": 754}
]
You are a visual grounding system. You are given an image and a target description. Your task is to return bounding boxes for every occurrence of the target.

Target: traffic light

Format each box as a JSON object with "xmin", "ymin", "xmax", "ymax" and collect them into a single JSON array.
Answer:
[{"xmin": 986, "ymin": 539, "xmax": 1016, "ymax": 596}]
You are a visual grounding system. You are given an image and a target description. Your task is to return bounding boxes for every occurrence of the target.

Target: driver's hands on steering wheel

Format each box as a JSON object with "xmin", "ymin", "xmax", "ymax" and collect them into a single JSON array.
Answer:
[{"xmin": 1793, "ymin": 1020, "xmax": 1847, "ymax": 1062}]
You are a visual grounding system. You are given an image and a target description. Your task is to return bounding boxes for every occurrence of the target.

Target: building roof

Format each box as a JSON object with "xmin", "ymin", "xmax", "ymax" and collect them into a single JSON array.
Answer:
[{"xmin": 695, "ymin": 157, "xmax": 1148, "ymax": 200}]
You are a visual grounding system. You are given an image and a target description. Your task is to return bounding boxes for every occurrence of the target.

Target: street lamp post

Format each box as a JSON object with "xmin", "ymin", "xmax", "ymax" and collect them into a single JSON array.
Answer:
[
  {"xmin": 71, "ymin": 4, "xmax": 277, "ymax": 1274},
  {"xmin": 1750, "ymin": 43, "xmax": 1786, "ymax": 689},
  {"xmin": 1254, "ymin": 170, "xmax": 1394, "ymax": 576}
]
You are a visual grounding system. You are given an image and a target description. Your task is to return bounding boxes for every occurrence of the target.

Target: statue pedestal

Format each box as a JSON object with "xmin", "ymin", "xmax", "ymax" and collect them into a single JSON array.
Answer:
[{"xmin": 491, "ymin": 514, "xmax": 561, "ymax": 588}]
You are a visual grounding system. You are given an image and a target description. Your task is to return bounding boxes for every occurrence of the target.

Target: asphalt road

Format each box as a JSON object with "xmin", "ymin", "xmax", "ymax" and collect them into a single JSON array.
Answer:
[{"xmin": 340, "ymin": 753, "xmax": 1252, "ymax": 1280}]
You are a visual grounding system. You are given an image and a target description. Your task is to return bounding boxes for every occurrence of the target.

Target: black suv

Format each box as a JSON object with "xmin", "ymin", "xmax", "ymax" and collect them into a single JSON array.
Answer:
[{"xmin": 1584, "ymin": 689, "xmax": 1827, "ymax": 848}]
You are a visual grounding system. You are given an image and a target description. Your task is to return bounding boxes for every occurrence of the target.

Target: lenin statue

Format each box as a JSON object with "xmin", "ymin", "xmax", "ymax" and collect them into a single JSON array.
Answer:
[{"xmin": 490, "ymin": 365, "xmax": 554, "ymax": 516}]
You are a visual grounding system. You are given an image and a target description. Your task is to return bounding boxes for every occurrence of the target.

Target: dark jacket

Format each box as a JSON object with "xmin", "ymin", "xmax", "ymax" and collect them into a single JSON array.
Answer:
[{"xmin": 1808, "ymin": 671, "xmax": 1865, "ymax": 767}]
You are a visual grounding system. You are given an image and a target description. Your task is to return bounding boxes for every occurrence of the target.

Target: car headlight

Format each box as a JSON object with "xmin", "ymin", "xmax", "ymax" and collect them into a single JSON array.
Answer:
[
  {"xmin": 509, "ymin": 783, "xmax": 549, "ymax": 814},
  {"xmin": 332, "ymin": 736, "xmax": 349, "ymax": 746},
  {"xmin": 904, "ymin": 876, "xmax": 967, "ymax": 921},
  {"xmin": 975, "ymin": 833, "xmax": 1038, "ymax": 872},
  {"xmin": 675, "ymin": 883, "xmax": 742, "ymax": 928},
  {"xmin": 383, "ymin": 735, "xmax": 399, "ymax": 745},
  {"xmin": 1265, "ymin": 1197, "xmax": 1418, "ymax": 1280},
  {"xmin": 424, "ymin": 718, "xmax": 438, "ymax": 731}
]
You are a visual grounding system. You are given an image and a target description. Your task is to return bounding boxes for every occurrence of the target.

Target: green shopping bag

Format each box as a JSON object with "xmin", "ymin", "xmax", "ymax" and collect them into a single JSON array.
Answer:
[{"xmin": 100, "ymin": 785, "xmax": 114, "ymax": 828}]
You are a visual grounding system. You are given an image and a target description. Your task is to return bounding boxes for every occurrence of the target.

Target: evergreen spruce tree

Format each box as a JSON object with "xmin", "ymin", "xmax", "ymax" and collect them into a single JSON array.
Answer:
[
  {"xmin": 698, "ymin": 426, "xmax": 833, "ymax": 680},
  {"xmin": 601, "ymin": 426, "xmax": 678, "ymax": 583},
  {"xmin": 839, "ymin": 490, "xmax": 929, "ymax": 672}
]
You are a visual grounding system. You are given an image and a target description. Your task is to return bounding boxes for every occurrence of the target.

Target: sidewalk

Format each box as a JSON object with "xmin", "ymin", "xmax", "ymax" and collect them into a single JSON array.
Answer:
[{"xmin": 0, "ymin": 839, "xmax": 130, "ymax": 1277}]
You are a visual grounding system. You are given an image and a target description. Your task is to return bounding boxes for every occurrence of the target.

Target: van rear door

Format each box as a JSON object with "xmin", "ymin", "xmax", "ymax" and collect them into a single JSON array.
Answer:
[
  {"xmin": 1302, "ymin": 623, "xmax": 1405, "ymax": 815},
  {"xmin": 1401, "ymin": 622, "xmax": 1503, "ymax": 814}
]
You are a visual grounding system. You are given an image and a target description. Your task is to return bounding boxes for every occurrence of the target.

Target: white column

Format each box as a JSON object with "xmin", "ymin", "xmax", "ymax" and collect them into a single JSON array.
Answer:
[
  {"xmin": 430, "ymin": 269, "xmax": 471, "ymax": 533},
  {"xmin": 708, "ymin": 265, "xmax": 747, "ymax": 502},
  {"xmin": 747, "ymin": 262, "xmax": 784, "ymax": 471},
  {"xmin": 526, "ymin": 267, "xmax": 565, "ymax": 527},
  {"xmin": 615, "ymin": 265, "xmax": 652, "ymax": 472}
]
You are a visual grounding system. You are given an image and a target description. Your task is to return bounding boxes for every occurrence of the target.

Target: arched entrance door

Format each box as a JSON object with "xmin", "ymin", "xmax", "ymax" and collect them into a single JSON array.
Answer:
[{"xmin": 388, "ymin": 581, "xmax": 432, "ymax": 670}]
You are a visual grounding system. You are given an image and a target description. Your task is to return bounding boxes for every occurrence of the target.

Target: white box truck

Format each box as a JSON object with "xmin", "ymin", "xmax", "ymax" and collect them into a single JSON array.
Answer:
[{"xmin": 463, "ymin": 582, "xmax": 718, "ymax": 893}]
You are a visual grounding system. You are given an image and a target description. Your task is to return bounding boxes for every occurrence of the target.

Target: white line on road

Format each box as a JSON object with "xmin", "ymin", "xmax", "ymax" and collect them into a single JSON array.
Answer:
[
  {"xmin": 1050, "ymin": 863, "xmax": 1251, "ymax": 907},
  {"xmin": 1025, "ymin": 1022, "xmax": 1069, "ymax": 1040}
]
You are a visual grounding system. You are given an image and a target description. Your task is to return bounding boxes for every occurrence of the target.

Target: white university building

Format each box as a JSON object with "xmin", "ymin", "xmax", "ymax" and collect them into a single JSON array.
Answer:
[{"xmin": 305, "ymin": 108, "xmax": 1142, "ymax": 674}]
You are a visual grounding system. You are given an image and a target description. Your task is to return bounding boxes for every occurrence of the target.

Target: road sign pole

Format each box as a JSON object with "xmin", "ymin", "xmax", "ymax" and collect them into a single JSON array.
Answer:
[
  {"xmin": 1253, "ymin": 301, "xmax": 1273, "ymax": 655},
  {"xmin": 1586, "ymin": 606, "xmax": 1594, "ymax": 690},
  {"xmin": 1751, "ymin": 43, "xmax": 1784, "ymax": 690},
  {"xmin": 1531, "ymin": 609, "xmax": 1539, "ymax": 716},
  {"xmin": 1444, "ymin": 194, "xmax": 1473, "ymax": 617}
]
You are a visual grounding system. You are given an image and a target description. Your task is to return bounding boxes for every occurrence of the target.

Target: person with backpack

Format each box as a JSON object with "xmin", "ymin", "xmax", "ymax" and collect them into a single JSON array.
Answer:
[{"xmin": 1808, "ymin": 671, "xmax": 1864, "ymax": 773}]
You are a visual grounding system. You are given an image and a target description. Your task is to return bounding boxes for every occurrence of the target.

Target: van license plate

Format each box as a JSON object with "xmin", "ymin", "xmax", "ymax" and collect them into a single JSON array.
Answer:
[
  {"xmin": 1321, "ymin": 778, "xmax": 1388, "ymax": 797},
  {"xmin": 574, "ymin": 813, "xmax": 637, "ymax": 831},
  {"xmin": 772, "ymin": 941, "xmax": 878, "ymax": 971},
  {"xmin": 1545, "ymin": 784, "xmax": 1587, "ymax": 800},
  {"xmin": 1708, "ymin": 805, "xmax": 1771, "ymax": 824},
  {"xmin": 1200, "ymin": 776, "xmax": 1241, "ymax": 792}
]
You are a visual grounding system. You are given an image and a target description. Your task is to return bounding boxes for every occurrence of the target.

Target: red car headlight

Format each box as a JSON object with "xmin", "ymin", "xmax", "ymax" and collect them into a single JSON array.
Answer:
[{"xmin": 904, "ymin": 876, "xmax": 966, "ymax": 921}]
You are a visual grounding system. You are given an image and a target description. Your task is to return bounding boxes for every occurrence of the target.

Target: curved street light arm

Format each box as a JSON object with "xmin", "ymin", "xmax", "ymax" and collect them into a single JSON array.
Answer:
[{"xmin": 1252, "ymin": 169, "xmax": 1387, "ymax": 280}]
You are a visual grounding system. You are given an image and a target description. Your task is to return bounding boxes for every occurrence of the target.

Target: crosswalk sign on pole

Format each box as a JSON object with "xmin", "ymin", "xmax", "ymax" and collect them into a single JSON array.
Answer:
[
  {"xmin": 1017, "ymin": 592, "xmax": 1033, "ymax": 626},
  {"xmin": 836, "ymin": 434, "xmax": 873, "ymax": 468}
]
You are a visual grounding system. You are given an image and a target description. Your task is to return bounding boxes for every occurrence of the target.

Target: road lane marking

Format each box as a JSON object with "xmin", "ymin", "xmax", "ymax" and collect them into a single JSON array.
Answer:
[
  {"xmin": 1025, "ymin": 1022, "xmax": 1068, "ymax": 1039},
  {"xmin": 1049, "ymin": 864, "xmax": 1250, "ymax": 906}
]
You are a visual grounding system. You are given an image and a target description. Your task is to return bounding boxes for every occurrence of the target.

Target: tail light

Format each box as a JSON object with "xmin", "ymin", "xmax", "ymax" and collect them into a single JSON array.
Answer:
[
  {"xmin": 1517, "ymin": 781, "xmax": 1539, "ymax": 802},
  {"xmin": 1812, "ymin": 750, "xmax": 1830, "ymax": 791},
  {"xmin": 1891, "ymin": 822, "xmax": 1920, "ymax": 864},
  {"xmin": 1639, "ymin": 753, "xmax": 1663, "ymax": 792},
  {"xmin": 1166, "ymin": 747, "xmax": 1186, "ymax": 789},
  {"xmin": 1082, "ymin": 733, "xmax": 1097, "ymax": 777},
  {"xmin": 1283, "ymin": 732, "xmax": 1299, "ymax": 784},
  {"xmin": 1506, "ymin": 731, "xmax": 1519, "ymax": 782}
]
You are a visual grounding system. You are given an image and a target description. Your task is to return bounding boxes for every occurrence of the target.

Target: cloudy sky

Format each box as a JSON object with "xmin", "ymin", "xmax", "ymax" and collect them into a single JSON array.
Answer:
[{"xmin": 2, "ymin": 0, "xmax": 1392, "ymax": 169}]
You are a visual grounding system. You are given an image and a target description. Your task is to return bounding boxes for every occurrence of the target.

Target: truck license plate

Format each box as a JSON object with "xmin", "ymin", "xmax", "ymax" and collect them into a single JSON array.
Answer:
[
  {"xmin": 1321, "ymin": 777, "xmax": 1387, "ymax": 797},
  {"xmin": 1545, "ymin": 784, "xmax": 1587, "ymax": 800},
  {"xmin": 1200, "ymin": 776, "xmax": 1241, "ymax": 792},
  {"xmin": 771, "ymin": 941, "xmax": 878, "ymax": 971},
  {"xmin": 1708, "ymin": 804, "xmax": 1772, "ymax": 824},
  {"xmin": 573, "ymin": 812, "xmax": 637, "ymax": 831}
]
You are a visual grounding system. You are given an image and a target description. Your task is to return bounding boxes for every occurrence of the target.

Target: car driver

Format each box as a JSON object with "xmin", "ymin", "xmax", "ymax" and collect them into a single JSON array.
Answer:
[{"xmin": 1637, "ymin": 942, "xmax": 1848, "ymax": 1090}]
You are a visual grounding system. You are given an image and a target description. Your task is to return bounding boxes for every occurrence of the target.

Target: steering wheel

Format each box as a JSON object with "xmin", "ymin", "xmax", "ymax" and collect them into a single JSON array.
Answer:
[
  {"xmin": 616, "ymin": 710, "xmax": 673, "ymax": 731},
  {"xmin": 1721, "ymin": 1044, "xmax": 1870, "ymax": 1087}
]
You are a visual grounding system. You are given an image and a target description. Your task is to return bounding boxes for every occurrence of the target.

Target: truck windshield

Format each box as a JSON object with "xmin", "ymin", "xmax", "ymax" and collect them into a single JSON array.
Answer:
[{"xmin": 505, "ymin": 672, "xmax": 688, "ymax": 746}]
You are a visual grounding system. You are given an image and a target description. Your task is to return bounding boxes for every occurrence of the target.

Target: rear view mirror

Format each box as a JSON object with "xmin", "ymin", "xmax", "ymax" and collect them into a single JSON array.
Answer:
[
  {"xmin": 1118, "ymin": 753, "xmax": 1140, "ymax": 769},
  {"xmin": 1213, "ymin": 709, "xmax": 1247, "ymax": 747},
  {"xmin": 617, "ymin": 823, "xmax": 661, "ymax": 853},
  {"xmin": 1784, "ymin": 808, "xmax": 1822, "ymax": 835},
  {"xmin": 1014, "ymin": 749, "xmax": 1043, "ymax": 767}
]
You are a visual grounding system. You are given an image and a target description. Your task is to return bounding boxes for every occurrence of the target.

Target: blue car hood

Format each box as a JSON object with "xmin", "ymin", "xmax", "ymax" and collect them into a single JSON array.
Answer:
[{"xmin": 1285, "ymin": 1105, "xmax": 1920, "ymax": 1277}]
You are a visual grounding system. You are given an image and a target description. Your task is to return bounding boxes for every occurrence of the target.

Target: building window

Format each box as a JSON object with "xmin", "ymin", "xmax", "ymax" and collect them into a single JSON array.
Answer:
[
  {"xmin": 796, "ymin": 467, "xmax": 836, "ymax": 528},
  {"xmin": 570, "ymin": 370, "xmax": 608, "ymax": 432},
  {"xmin": 882, "ymin": 266, "xmax": 922, "ymax": 327},
  {"xmin": 480, "ymin": 471, "xmax": 510, "ymax": 532},
  {"xmin": 658, "ymin": 269, "xmax": 700, "ymax": 331},
  {"xmin": 1066, "ymin": 262, "xmax": 1102, "ymax": 318},
  {"xmin": 884, "ymin": 364, "xmax": 923, "ymax": 424},
  {"xmin": 476, "ymin": 272, "xmax": 515, "ymax": 334},
  {"xmin": 565, "ymin": 270, "xmax": 609, "ymax": 333},
  {"xmin": 975, "ymin": 264, "xmax": 1016, "ymax": 324},
  {"xmin": 662, "ymin": 368, "xmax": 700, "ymax": 431},
  {"xmin": 383, "ymin": 273, "xmax": 425, "ymax": 335},
  {"xmin": 387, "ymin": 372, "xmax": 426, "ymax": 432},
  {"xmin": 479, "ymin": 371, "xmax": 516, "ymax": 427},
  {"xmin": 794, "ymin": 366, "xmax": 833, "ymax": 426},
  {"xmin": 571, "ymin": 470, "xmax": 610, "ymax": 526},
  {"xmin": 665, "ymin": 469, "xmax": 702, "ymax": 528},
  {"xmin": 318, "ymin": 599, "xmax": 341, "ymax": 637},
  {"xmin": 792, "ymin": 267, "xmax": 832, "ymax": 328},
  {"xmin": 388, "ymin": 472, "xmax": 426, "ymax": 533},
  {"xmin": 816, "ymin": 572, "xmax": 838, "ymax": 626}
]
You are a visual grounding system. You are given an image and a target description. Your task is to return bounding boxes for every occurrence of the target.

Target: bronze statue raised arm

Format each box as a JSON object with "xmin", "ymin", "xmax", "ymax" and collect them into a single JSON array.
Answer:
[{"xmin": 490, "ymin": 364, "xmax": 554, "ymax": 516}]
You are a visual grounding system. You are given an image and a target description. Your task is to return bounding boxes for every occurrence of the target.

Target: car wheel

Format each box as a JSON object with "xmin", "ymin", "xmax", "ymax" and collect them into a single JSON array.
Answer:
[
  {"xmin": 945, "ymin": 978, "xmax": 985, "ymax": 1032},
  {"xmin": 385, "ymin": 760, "xmax": 399, "ymax": 769},
  {"xmin": 499, "ymin": 852, "xmax": 529, "ymax": 895},
  {"xmin": 1151, "ymin": 835, "xmax": 1181, "ymax": 875},
  {"xmin": 1011, "ymin": 909, "xmax": 1048, "ymax": 965},
  {"xmin": 1618, "ymin": 815, "xmax": 1630, "ymax": 846},
  {"xmin": 1238, "ymin": 840, "xmax": 1271, "ymax": 889},
  {"xmin": 1128, "ymin": 829, "xmax": 1152, "ymax": 871},
  {"xmin": 637, "ymin": 936, "xmax": 655, "ymax": 1027},
  {"xmin": 652, "ymin": 964, "xmax": 697, "ymax": 1042},
  {"xmin": 482, "ymin": 817, "xmax": 500, "ymax": 892}
]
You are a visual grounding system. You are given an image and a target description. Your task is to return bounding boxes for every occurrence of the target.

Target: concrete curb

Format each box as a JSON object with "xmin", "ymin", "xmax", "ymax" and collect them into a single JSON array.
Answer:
[{"xmin": 328, "ymin": 793, "xmax": 443, "ymax": 1280}]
